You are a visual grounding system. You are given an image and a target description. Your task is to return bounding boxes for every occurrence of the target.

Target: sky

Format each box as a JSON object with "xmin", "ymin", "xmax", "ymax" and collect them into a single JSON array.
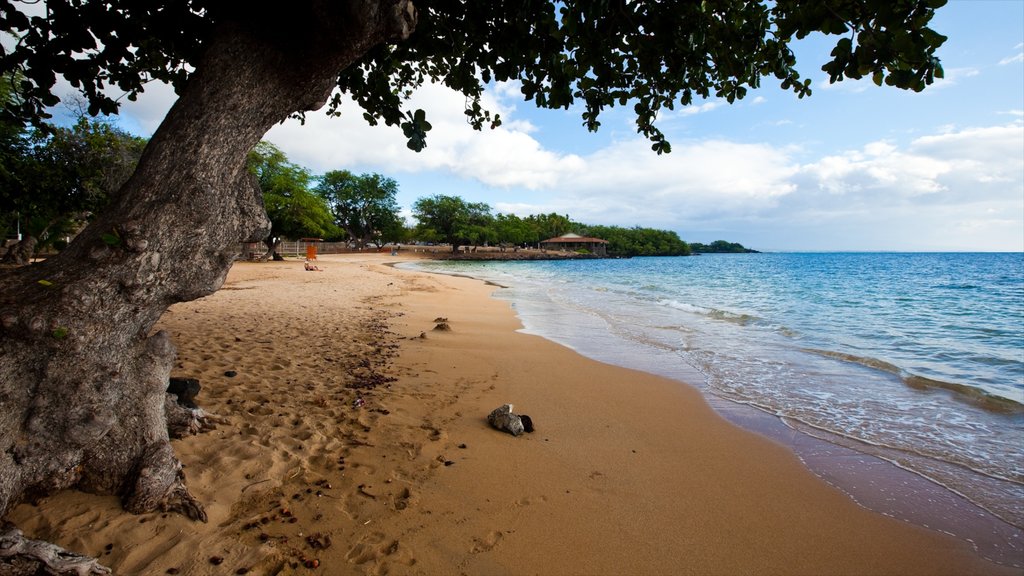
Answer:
[{"xmin": 60, "ymin": 1, "xmax": 1024, "ymax": 251}]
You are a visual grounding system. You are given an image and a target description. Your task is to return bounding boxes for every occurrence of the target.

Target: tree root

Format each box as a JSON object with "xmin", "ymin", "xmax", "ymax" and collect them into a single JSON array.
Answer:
[
  {"xmin": 123, "ymin": 443, "xmax": 207, "ymax": 523},
  {"xmin": 0, "ymin": 523, "xmax": 111, "ymax": 576},
  {"xmin": 164, "ymin": 394, "xmax": 223, "ymax": 439},
  {"xmin": 161, "ymin": 482, "xmax": 208, "ymax": 523}
]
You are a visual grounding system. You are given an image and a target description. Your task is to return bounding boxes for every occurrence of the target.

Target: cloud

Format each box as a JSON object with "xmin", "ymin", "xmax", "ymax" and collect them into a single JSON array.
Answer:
[
  {"xmin": 116, "ymin": 81, "xmax": 179, "ymax": 134},
  {"xmin": 261, "ymin": 82, "xmax": 585, "ymax": 189},
  {"xmin": 677, "ymin": 100, "xmax": 724, "ymax": 116},
  {"xmin": 484, "ymin": 137, "xmax": 802, "ymax": 230},
  {"xmin": 257, "ymin": 76, "xmax": 1022, "ymax": 250},
  {"xmin": 999, "ymin": 43, "xmax": 1024, "ymax": 65},
  {"xmin": 102, "ymin": 71, "xmax": 1022, "ymax": 251}
]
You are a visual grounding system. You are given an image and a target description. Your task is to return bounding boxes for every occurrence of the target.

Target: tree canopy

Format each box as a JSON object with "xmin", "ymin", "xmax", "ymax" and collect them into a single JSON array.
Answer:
[
  {"xmin": 690, "ymin": 240, "xmax": 759, "ymax": 254},
  {"xmin": 246, "ymin": 141, "xmax": 337, "ymax": 254},
  {"xmin": 316, "ymin": 170, "xmax": 404, "ymax": 248},
  {"xmin": 412, "ymin": 194, "xmax": 493, "ymax": 253},
  {"xmin": 1, "ymin": 1, "xmax": 948, "ymax": 153},
  {"xmin": 0, "ymin": 110, "xmax": 146, "ymax": 263}
]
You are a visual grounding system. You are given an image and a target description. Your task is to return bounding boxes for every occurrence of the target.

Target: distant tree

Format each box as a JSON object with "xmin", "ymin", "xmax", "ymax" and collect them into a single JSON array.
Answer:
[
  {"xmin": 1, "ymin": 115, "xmax": 147, "ymax": 264},
  {"xmin": 247, "ymin": 141, "xmax": 336, "ymax": 258},
  {"xmin": 581, "ymin": 225, "xmax": 691, "ymax": 257},
  {"xmin": 493, "ymin": 213, "xmax": 533, "ymax": 250},
  {"xmin": 525, "ymin": 213, "xmax": 577, "ymax": 244},
  {"xmin": 0, "ymin": 76, "xmax": 32, "ymax": 250},
  {"xmin": 316, "ymin": 170, "xmax": 404, "ymax": 248},
  {"xmin": 413, "ymin": 194, "xmax": 493, "ymax": 253},
  {"xmin": 690, "ymin": 240, "xmax": 758, "ymax": 253}
]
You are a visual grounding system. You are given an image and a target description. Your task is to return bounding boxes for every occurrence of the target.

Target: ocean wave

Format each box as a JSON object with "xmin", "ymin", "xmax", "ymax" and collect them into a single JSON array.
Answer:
[
  {"xmin": 658, "ymin": 299, "xmax": 759, "ymax": 325},
  {"xmin": 804, "ymin": 348, "xmax": 1024, "ymax": 413},
  {"xmin": 935, "ymin": 283, "xmax": 982, "ymax": 290}
]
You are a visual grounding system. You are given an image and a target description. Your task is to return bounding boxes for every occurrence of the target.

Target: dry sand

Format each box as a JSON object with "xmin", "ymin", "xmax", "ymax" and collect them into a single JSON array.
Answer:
[{"xmin": 7, "ymin": 253, "xmax": 1017, "ymax": 575}]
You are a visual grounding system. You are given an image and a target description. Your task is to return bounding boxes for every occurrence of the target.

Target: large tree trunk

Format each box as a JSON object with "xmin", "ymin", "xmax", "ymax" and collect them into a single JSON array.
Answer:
[
  {"xmin": 0, "ymin": 236, "xmax": 37, "ymax": 266},
  {"xmin": 262, "ymin": 237, "xmax": 284, "ymax": 261},
  {"xmin": 0, "ymin": 2, "xmax": 415, "ymax": 571}
]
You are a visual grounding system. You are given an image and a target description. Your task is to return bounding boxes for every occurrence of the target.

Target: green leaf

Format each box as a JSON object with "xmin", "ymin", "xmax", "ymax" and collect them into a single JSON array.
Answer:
[{"xmin": 52, "ymin": 326, "xmax": 68, "ymax": 340}]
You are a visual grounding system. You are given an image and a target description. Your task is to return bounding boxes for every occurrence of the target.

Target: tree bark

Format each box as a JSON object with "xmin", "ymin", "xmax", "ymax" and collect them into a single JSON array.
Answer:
[
  {"xmin": 0, "ymin": 1, "xmax": 416, "ymax": 570},
  {"xmin": 262, "ymin": 237, "xmax": 283, "ymax": 261},
  {"xmin": 1, "ymin": 236, "xmax": 37, "ymax": 266}
]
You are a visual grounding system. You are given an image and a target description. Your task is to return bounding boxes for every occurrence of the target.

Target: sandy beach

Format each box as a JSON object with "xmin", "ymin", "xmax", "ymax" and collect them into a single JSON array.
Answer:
[{"xmin": 7, "ymin": 253, "xmax": 1017, "ymax": 575}]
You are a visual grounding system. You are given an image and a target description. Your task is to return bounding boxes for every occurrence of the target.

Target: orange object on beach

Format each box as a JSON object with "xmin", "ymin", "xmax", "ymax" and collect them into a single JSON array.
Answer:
[{"xmin": 306, "ymin": 245, "xmax": 317, "ymax": 260}]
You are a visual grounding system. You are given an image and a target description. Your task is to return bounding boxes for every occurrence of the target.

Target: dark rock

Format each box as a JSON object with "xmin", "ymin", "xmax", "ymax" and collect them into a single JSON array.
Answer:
[
  {"xmin": 224, "ymin": 370, "xmax": 237, "ymax": 378},
  {"xmin": 167, "ymin": 377, "xmax": 201, "ymax": 408},
  {"xmin": 520, "ymin": 415, "xmax": 534, "ymax": 433},
  {"xmin": 487, "ymin": 404, "xmax": 524, "ymax": 436}
]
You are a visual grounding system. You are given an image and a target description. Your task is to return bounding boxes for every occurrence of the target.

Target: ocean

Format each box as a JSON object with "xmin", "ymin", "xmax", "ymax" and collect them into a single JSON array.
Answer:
[{"xmin": 404, "ymin": 252, "xmax": 1024, "ymax": 565}]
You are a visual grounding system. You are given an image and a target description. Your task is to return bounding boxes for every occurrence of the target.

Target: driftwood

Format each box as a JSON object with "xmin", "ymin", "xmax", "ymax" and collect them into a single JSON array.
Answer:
[{"xmin": 0, "ymin": 523, "xmax": 111, "ymax": 575}]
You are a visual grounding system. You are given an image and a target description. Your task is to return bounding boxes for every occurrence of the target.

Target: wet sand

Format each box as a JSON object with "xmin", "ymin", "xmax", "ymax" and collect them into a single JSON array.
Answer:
[{"xmin": 7, "ymin": 253, "xmax": 1017, "ymax": 575}]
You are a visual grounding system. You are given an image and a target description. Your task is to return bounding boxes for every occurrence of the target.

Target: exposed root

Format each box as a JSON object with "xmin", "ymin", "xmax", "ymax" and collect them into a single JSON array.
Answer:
[
  {"xmin": 0, "ymin": 523, "xmax": 110, "ymax": 575},
  {"xmin": 161, "ymin": 482, "xmax": 208, "ymax": 522},
  {"xmin": 164, "ymin": 394, "xmax": 222, "ymax": 439},
  {"xmin": 123, "ymin": 443, "xmax": 207, "ymax": 523}
]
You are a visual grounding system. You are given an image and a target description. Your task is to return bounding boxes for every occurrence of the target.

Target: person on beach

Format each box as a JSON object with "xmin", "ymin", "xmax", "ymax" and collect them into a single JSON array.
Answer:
[{"xmin": 304, "ymin": 260, "xmax": 322, "ymax": 271}]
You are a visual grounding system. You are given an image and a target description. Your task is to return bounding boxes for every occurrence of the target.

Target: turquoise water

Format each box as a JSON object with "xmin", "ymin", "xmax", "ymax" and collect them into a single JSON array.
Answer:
[{"xmin": 408, "ymin": 253, "xmax": 1024, "ymax": 537}]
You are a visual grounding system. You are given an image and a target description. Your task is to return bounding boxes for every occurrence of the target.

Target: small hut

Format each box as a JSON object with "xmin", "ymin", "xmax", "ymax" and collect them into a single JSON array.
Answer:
[{"xmin": 539, "ymin": 233, "xmax": 609, "ymax": 256}]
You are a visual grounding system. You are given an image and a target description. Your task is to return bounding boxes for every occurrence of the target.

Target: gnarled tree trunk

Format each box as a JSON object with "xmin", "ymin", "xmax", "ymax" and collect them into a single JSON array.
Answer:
[
  {"xmin": 0, "ymin": 236, "xmax": 37, "ymax": 266},
  {"xmin": 0, "ymin": 2, "xmax": 416, "ymax": 572}
]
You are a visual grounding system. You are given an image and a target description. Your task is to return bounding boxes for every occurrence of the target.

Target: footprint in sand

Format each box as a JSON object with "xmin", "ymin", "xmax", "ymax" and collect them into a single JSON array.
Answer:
[
  {"xmin": 471, "ymin": 531, "xmax": 504, "ymax": 553},
  {"xmin": 392, "ymin": 487, "xmax": 414, "ymax": 511},
  {"xmin": 345, "ymin": 532, "xmax": 411, "ymax": 567},
  {"xmin": 421, "ymin": 424, "xmax": 446, "ymax": 442}
]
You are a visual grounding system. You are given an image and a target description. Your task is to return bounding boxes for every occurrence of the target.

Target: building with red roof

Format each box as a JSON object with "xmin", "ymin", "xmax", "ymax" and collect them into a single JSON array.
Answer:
[{"xmin": 539, "ymin": 233, "xmax": 609, "ymax": 257}]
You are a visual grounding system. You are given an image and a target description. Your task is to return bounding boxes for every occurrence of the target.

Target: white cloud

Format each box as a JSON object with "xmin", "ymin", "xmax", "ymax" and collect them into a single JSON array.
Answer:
[
  {"xmin": 999, "ymin": 43, "xmax": 1024, "ymax": 65},
  {"xmin": 491, "ymin": 138, "xmax": 800, "ymax": 227},
  {"xmin": 116, "ymin": 81, "xmax": 179, "ymax": 134},
  {"xmin": 926, "ymin": 67, "xmax": 981, "ymax": 90},
  {"xmin": 101, "ymin": 69, "xmax": 1022, "ymax": 252},
  {"xmin": 817, "ymin": 75, "xmax": 871, "ymax": 93},
  {"xmin": 256, "ymin": 77, "xmax": 1022, "ymax": 250},
  {"xmin": 678, "ymin": 100, "xmax": 724, "ymax": 116}
]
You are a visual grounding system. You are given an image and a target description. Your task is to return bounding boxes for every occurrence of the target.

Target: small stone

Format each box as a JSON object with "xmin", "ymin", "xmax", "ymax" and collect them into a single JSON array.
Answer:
[
  {"xmin": 209, "ymin": 556, "xmax": 224, "ymax": 566},
  {"xmin": 487, "ymin": 404, "xmax": 525, "ymax": 436},
  {"xmin": 520, "ymin": 414, "xmax": 535, "ymax": 433},
  {"xmin": 224, "ymin": 370, "xmax": 237, "ymax": 378}
]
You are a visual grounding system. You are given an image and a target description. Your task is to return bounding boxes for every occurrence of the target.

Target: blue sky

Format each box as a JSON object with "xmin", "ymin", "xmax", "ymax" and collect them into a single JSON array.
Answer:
[{"xmin": 84, "ymin": 1, "xmax": 1024, "ymax": 251}]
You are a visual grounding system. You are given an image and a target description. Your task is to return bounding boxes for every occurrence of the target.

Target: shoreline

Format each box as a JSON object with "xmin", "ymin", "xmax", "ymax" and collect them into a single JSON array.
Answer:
[
  {"xmin": 6, "ymin": 253, "xmax": 1018, "ymax": 574},
  {"xmin": 406, "ymin": 255, "xmax": 1024, "ymax": 565}
]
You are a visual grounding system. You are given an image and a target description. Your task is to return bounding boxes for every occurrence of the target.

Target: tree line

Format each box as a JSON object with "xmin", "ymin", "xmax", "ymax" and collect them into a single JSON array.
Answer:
[
  {"xmin": 0, "ymin": 95, "xmax": 147, "ymax": 264},
  {"xmin": 243, "ymin": 142, "xmax": 697, "ymax": 257},
  {"xmin": 3, "ymin": 124, "xmax": 696, "ymax": 260}
]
